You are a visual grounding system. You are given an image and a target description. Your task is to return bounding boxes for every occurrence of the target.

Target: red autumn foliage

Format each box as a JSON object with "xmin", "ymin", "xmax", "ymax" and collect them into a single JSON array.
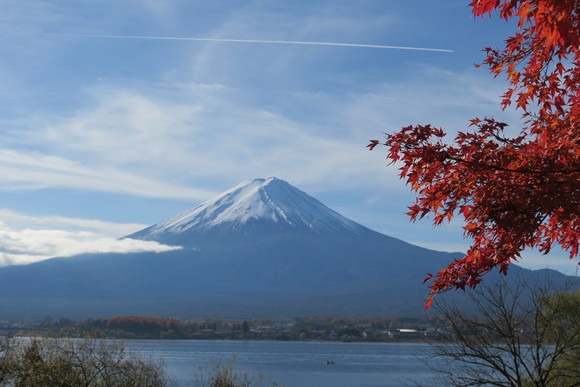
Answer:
[{"xmin": 369, "ymin": 0, "xmax": 579, "ymax": 306}]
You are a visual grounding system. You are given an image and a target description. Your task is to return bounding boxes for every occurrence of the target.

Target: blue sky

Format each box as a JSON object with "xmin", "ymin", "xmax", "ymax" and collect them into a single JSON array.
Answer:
[{"xmin": 0, "ymin": 0, "xmax": 576, "ymax": 273}]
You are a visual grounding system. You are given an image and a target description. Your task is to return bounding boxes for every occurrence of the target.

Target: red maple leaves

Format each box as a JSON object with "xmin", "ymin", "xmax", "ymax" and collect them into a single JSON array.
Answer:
[{"xmin": 370, "ymin": 0, "xmax": 579, "ymax": 302}]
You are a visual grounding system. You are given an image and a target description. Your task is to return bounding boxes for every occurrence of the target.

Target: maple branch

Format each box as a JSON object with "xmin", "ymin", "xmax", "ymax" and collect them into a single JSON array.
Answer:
[
  {"xmin": 392, "ymin": 141, "xmax": 580, "ymax": 175},
  {"xmin": 372, "ymin": 0, "xmax": 580, "ymax": 299},
  {"xmin": 443, "ymin": 154, "xmax": 580, "ymax": 175}
]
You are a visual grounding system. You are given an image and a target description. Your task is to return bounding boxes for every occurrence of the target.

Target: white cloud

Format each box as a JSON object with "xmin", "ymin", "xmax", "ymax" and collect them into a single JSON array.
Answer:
[
  {"xmin": 0, "ymin": 0, "xmax": 517, "ymax": 203},
  {"xmin": 43, "ymin": 91, "xmax": 205, "ymax": 165},
  {"xmin": 1, "ymin": 84, "xmax": 394, "ymax": 196},
  {"xmin": 0, "ymin": 59, "xmax": 516, "ymax": 202},
  {"xmin": 0, "ymin": 211, "xmax": 181, "ymax": 267}
]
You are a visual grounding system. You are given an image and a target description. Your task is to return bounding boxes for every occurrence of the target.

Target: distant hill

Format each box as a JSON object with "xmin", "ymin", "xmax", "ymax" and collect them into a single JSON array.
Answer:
[{"xmin": 0, "ymin": 177, "xmax": 573, "ymax": 320}]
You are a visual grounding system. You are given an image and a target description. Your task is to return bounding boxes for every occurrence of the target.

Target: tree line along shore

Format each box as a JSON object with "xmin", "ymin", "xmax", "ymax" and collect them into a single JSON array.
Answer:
[{"xmin": 2, "ymin": 315, "xmax": 448, "ymax": 342}]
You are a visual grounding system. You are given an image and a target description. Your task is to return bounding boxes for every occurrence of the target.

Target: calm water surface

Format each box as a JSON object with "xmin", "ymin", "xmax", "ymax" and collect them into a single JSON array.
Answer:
[{"xmin": 127, "ymin": 340, "xmax": 441, "ymax": 387}]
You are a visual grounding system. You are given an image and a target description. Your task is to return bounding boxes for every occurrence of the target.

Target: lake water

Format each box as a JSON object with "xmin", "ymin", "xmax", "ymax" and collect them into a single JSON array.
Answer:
[{"xmin": 127, "ymin": 340, "xmax": 441, "ymax": 387}]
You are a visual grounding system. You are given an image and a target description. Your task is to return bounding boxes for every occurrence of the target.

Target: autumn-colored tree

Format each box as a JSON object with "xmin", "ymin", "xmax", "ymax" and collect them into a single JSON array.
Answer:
[{"xmin": 369, "ymin": 0, "xmax": 579, "ymax": 306}]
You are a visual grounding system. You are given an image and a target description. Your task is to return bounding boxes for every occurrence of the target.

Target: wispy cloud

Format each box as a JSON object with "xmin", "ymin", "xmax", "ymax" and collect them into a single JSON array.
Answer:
[
  {"xmin": 0, "ymin": 209, "xmax": 147, "ymax": 236},
  {"xmin": 2, "ymin": 85, "xmax": 394, "ymax": 195},
  {"xmin": 0, "ymin": 148, "xmax": 216, "ymax": 200},
  {"xmin": 0, "ymin": 63, "xmax": 510, "ymax": 200}
]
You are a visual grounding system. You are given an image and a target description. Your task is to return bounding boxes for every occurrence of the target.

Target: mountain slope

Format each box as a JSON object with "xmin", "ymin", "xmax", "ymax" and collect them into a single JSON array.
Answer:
[{"xmin": 0, "ymin": 177, "xmax": 574, "ymax": 320}]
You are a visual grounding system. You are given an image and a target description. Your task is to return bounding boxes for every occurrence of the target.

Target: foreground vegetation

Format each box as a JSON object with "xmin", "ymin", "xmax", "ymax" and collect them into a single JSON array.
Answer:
[
  {"xmin": 0, "ymin": 335, "xmax": 285, "ymax": 387},
  {"xmin": 196, "ymin": 355, "xmax": 282, "ymax": 387},
  {"xmin": 427, "ymin": 277, "xmax": 580, "ymax": 387},
  {"xmin": 0, "ymin": 335, "xmax": 172, "ymax": 386}
]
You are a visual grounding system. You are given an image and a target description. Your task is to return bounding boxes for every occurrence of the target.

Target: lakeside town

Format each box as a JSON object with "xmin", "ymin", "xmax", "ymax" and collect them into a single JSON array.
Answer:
[{"xmin": 1, "ymin": 315, "xmax": 448, "ymax": 342}]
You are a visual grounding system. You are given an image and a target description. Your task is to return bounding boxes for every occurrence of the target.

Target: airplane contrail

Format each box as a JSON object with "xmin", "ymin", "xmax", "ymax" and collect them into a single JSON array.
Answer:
[{"xmin": 53, "ymin": 33, "xmax": 454, "ymax": 53}]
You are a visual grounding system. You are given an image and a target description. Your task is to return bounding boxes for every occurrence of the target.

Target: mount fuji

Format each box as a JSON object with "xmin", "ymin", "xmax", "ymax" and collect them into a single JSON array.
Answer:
[
  {"xmin": 128, "ymin": 177, "xmax": 374, "ymax": 246},
  {"xmin": 0, "ymin": 177, "xmax": 571, "ymax": 319}
]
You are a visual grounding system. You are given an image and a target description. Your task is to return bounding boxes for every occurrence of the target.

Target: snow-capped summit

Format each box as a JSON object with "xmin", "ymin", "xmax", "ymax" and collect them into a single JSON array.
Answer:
[{"xmin": 127, "ymin": 177, "xmax": 367, "ymax": 246}]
